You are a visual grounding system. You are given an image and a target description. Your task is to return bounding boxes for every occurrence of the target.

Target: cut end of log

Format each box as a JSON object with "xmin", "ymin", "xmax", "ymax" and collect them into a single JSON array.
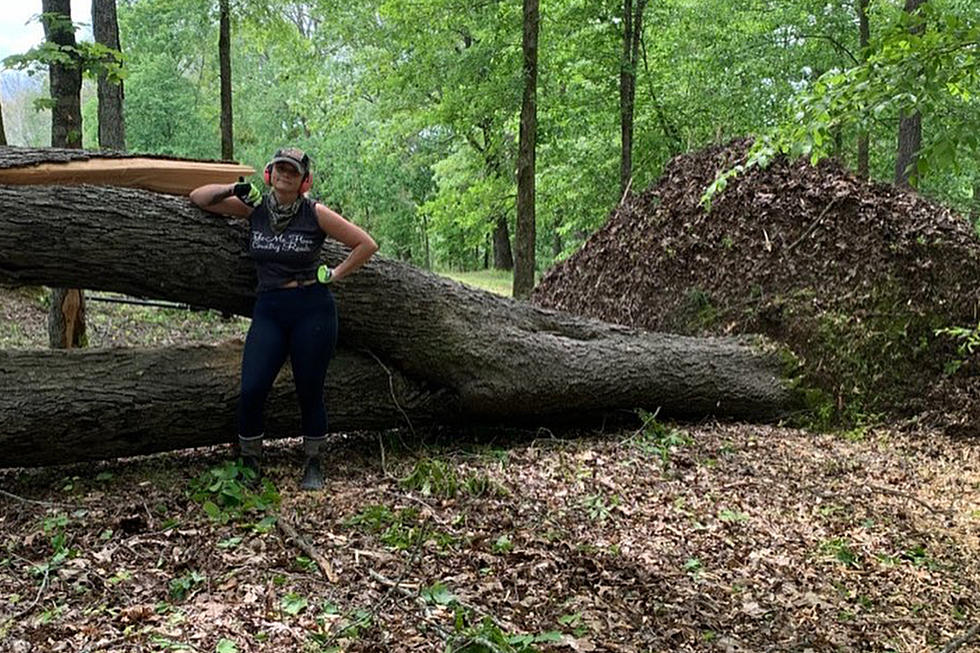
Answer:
[{"xmin": 0, "ymin": 157, "xmax": 255, "ymax": 195}]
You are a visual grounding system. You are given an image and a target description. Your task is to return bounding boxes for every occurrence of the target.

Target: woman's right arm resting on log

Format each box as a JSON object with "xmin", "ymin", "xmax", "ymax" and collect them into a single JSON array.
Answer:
[{"xmin": 189, "ymin": 183, "xmax": 254, "ymax": 219}]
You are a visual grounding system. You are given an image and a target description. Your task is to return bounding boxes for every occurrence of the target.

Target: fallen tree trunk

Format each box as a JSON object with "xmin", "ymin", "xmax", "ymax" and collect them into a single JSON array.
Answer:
[
  {"xmin": 0, "ymin": 343, "xmax": 455, "ymax": 468},
  {"xmin": 0, "ymin": 164, "xmax": 802, "ymax": 459}
]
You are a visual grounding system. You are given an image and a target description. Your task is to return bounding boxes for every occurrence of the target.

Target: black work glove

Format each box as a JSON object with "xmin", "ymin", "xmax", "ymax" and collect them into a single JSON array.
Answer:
[{"xmin": 233, "ymin": 177, "xmax": 261, "ymax": 207}]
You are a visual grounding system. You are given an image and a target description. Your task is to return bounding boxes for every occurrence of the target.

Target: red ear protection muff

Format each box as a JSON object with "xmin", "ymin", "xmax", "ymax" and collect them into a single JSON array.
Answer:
[{"xmin": 265, "ymin": 163, "xmax": 312, "ymax": 193}]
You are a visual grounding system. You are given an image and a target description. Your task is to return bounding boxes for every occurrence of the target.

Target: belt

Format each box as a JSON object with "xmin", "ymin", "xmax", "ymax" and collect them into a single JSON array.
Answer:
[{"xmin": 280, "ymin": 279, "xmax": 318, "ymax": 289}]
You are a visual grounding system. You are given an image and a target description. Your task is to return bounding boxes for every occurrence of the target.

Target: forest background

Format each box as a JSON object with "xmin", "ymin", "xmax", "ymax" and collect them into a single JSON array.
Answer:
[{"xmin": 2, "ymin": 0, "xmax": 979, "ymax": 278}]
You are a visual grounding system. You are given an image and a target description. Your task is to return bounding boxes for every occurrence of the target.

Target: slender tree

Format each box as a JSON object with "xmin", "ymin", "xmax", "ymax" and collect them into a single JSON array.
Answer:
[
  {"xmin": 42, "ymin": 0, "xmax": 86, "ymax": 349},
  {"xmin": 895, "ymin": 0, "xmax": 926, "ymax": 188},
  {"xmin": 93, "ymin": 0, "xmax": 125, "ymax": 149},
  {"xmin": 619, "ymin": 0, "xmax": 647, "ymax": 196},
  {"xmin": 219, "ymin": 0, "xmax": 233, "ymax": 160},
  {"xmin": 0, "ymin": 95, "xmax": 7, "ymax": 146},
  {"xmin": 856, "ymin": 0, "xmax": 870, "ymax": 179},
  {"xmin": 514, "ymin": 0, "xmax": 539, "ymax": 300}
]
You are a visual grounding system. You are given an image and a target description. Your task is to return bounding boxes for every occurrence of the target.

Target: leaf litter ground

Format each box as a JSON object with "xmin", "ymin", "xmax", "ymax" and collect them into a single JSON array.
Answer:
[{"xmin": 2, "ymin": 414, "xmax": 980, "ymax": 650}]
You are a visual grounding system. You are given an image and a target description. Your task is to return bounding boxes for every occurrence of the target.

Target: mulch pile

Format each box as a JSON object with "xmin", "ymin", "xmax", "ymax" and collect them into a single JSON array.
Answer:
[{"xmin": 533, "ymin": 139, "xmax": 980, "ymax": 430}]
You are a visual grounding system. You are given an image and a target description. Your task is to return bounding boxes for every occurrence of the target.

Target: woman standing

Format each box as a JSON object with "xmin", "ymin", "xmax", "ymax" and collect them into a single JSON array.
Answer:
[{"xmin": 190, "ymin": 147, "xmax": 377, "ymax": 490}]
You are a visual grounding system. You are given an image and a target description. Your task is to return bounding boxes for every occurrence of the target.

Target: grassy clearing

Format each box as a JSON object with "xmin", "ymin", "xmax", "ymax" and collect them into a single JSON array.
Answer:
[{"xmin": 437, "ymin": 269, "xmax": 514, "ymax": 297}]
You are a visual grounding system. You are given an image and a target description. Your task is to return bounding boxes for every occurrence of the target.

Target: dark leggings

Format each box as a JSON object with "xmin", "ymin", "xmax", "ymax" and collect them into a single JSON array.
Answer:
[{"xmin": 238, "ymin": 284, "xmax": 338, "ymax": 440}]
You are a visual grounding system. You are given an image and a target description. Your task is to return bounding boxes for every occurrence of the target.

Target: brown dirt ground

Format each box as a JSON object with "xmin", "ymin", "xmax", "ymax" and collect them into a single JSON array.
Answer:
[{"xmin": 3, "ymin": 290, "xmax": 980, "ymax": 651}]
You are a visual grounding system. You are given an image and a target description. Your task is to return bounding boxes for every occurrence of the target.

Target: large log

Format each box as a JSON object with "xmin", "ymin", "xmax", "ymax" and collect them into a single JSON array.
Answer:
[
  {"xmin": 0, "ymin": 182, "xmax": 798, "ymax": 416},
  {"xmin": 0, "ymin": 343, "xmax": 455, "ymax": 468},
  {"xmin": 0, "ymin": 150, "xmax": 803, "ymax": 462}
]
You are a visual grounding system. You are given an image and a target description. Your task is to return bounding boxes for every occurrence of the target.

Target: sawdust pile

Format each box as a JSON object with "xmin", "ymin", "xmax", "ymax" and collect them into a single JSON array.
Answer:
[{"xmin": 533, "ymin": 140, "xmax": 980, "ymax": 430}]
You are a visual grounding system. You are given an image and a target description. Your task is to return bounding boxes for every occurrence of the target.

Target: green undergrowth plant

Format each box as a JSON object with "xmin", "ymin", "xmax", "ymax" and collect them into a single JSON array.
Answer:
[
  {"xmin": 631, "ymin": 410, "xmax": 693, "ymax": 467},
  {"xmin": 935, "ymin": 321, "xmax": 980, "ymax": 376},
  {"xmin": 31, "ymin": 512, "xmax": 79, "ymax": 578},
  {"xmin": 344, "ymin": 504, "xmax": 456, "ymax": 551},
  {"xmin": 399, "ymin": 458, "xmax": 507, "ymax": 499},
  {"xmin": 188, "ymin": 460, "xmax": 280, "ymax": 524}
]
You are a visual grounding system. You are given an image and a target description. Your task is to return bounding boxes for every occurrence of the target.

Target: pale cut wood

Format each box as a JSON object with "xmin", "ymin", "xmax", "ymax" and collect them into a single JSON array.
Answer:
[{"xmin": 0, "ymin": 157, "xmax": 254, "ymax": 195}]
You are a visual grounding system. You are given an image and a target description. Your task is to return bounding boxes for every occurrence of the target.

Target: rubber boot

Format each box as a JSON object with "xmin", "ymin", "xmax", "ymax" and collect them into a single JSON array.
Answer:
[
  {"xmin": 300, "ymin": 436, "xmax": 326, "ymax": 490},
  {"xmin": 239, "ymin": 433, "xmax": 264, "ymax": 484}
]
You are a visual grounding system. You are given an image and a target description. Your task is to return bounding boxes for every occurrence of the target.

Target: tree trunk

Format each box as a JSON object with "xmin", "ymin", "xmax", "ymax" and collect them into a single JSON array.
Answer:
[
  {"xmin": 895, "ymin": 110, "xmax": 921, "ymax": 188},
  {"xmin": 0, "ymin": 174, "xmax": 800, "ymax": 427},
  {"xmin": 513, "ymin": 0, "xmax": 539, "ymax": 300},
  {"xmin": 0, "ymin": 95, "xmax": 7, "ymax": 146},
  {"xmin": 93, "ymin": 0, "xmax": 126, "ymax": 150},
  {"xmin": 42, "ymin": 0, "xmax": 86, "ymax": 349},
  {"xmin": 492, "ymin": 215, "xmax": 514, "ymax": 270},
  {"xmin": 42, "ymin": 0, "xmax": 82, "ymax": 149},
  {"xmin": 219, "ymin": 0, "xmax": 234, "ymax": 161},
  {"xmin": 0, "ymin": 344, "xmax": 456, "ymax": 468},
  {"xmin": 619, "ymin": 0, "xmax": 647, "ymax": 196},
  {"xmin": 894, "ymin": 0, "xmax": 926, "ymax": 188},
  {"xmin": 856, "ymin": 0, "xmax": 870, "ymax": 179},
  {"xmin": 47, "ymin": 287, "xmax": 86, "ymax": 348}
]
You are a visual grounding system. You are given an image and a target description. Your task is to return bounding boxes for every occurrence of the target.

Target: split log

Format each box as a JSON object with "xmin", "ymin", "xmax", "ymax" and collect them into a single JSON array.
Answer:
[
  {"xmin": 0, "ymin": 343, "xmax": 455, "ymax": 468},
  {"xmin": 0, "ymin": 146, "xmax": 253, "ymax": 195}
]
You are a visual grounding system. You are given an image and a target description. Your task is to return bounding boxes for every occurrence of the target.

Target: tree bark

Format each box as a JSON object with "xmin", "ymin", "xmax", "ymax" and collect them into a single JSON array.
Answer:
[
  {"xmin": 513, "ymin": 0, "xmax": 538, "ymax": 300},
  {"xmin": 41, "ymin": 0, "xmax": 82, "ymax": 150},
  {"xmin": 619, "ymin": 0, "xmax": 647, "ymax": 196},
  {"xmin": 42, "ymin": 0, "xmax": 86, "ymax": 349},
  {"xmin": 856, "ymin": 0, "xmax": 870, "ymax": 179},
  {"xmin": 219, "ymin": 0, "xmax": 234, "ymax": 161},
  {"xmin": 0, "ymin": 177, "xmax": 800, "ymax": 424},
  {"xmin": 894, "ymin": 0, "xmax": 926, "ymax": 188},
  {"xmin": 0, "ymin": 344, "xmax": 456, "ymax": 468},
  {"xmin": 492, "ymin": 215, "xmax": 513, "ymax": 270},
  {"xmin": 93, "ymin": 0, "xmax": 126, "ymax": 150},
  {"xmin": 0, "ymin": 95, "xmax": 7, "ymax": 146}
]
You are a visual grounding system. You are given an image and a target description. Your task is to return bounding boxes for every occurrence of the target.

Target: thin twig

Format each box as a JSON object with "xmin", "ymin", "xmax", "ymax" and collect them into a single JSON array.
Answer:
[
  {"xmin": 786, "ymin": 198, "xmax": 839, "ymax": 253},
  {"xmin": 0, "ymin": 489, "xmax": 77, "ymax": 509},
  {"xmin": 363, "ymin": 348, "xmax": 416, "ymax": 438},
  {"xmin": 9, "ymin": 566, "xmax": 50, "ymax": 621},
  {"xmin": 943, "ymin": 622, "xmax": 980, "ymax": 653},
  {"xmin": 866, "ymin": 483, "xmax": 948, "ymax": 516},
  {"xmin": 377, "ymin": 432, "xmax": 397, "ymax": 482},
  {"xmin": 275, "ymin": 512, "xmax": 338, "ymax": 583}
]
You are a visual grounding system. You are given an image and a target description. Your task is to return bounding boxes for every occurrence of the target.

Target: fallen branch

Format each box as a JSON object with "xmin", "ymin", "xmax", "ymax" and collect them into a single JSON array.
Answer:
[
  {"xmin": 943, "ymin": 622, "xmax": 980, "ymax": 653},
  {"xmin": 274, "ymin": 512, "xmax": 338, "ymax": 583}
]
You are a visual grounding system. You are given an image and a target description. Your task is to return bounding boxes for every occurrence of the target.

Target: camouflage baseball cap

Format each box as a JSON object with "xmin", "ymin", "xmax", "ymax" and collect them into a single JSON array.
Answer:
[{"xmin": 270, "ymin": 147, "xmax": 310, "ymax": 177}]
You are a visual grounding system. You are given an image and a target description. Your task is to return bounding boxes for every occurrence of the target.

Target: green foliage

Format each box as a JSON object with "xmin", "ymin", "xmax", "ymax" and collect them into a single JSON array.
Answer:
[
  {"xmin": 447, "ymin": 614, "xmax": 561, "ymax": 653},
  {"xmin": 343, "ymin": 504, "xmax": 456, "ymax": 551},
  {"xmin": 705, "ymin": 1, "xmax": 980, "ymax": 207},
  {"xmin": 399, "ymin": 458, "xmax": 458, "ymax": 498},
  {"xmin": 168, "ymin": 570, "xmax": 205, "ymax": 601},
  {"xmin": 821, "ymin": 538, "xmax": 860, "ymax": 568},
  {"xmin": 32, "ymin": 513, "xmax": 77, "ymax": 577},
  {"xmin": 935, "ymin": 321, "xmax": 980, "ymax": 375},
  {"xmin": 632, "ymin": 410, "xmax": 693, "ymax": 467},
  {"xmin": 280, "ymin": 592, "xmax": 309, "ymax": 616},
  {"xmin": 3, "ymin": 14, "xmax": 126, "ymax": 82},
  {"xmin": 188, "ymin": 460, "xmax": 280, "ymax": 524}
]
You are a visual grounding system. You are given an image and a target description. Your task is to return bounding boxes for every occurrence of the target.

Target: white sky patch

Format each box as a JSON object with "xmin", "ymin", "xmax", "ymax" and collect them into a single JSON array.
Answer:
[{"xmin": 0, "ymin": 1, "xmax": 93, "ymax": 62}]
